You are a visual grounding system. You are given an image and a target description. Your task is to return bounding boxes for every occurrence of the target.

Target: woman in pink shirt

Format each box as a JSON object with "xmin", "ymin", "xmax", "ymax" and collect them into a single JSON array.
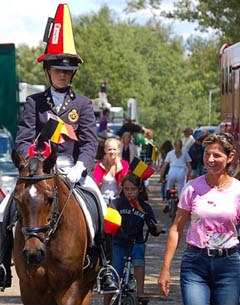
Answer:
[{"xmin": 158, "ymin": 133, "xmax": 240, "ymax": 305}]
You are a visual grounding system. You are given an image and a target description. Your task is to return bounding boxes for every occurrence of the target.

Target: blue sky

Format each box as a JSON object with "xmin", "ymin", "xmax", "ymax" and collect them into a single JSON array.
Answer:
[{"xmin": 1, "ymin": 0, "xmax": 210, "ymax": 47}]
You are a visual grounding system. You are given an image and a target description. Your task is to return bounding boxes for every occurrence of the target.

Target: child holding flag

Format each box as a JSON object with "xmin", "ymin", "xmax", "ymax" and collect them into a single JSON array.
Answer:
[{"xmin": 104, "ymin": 173, "xmax": 162, "ymax": 305}]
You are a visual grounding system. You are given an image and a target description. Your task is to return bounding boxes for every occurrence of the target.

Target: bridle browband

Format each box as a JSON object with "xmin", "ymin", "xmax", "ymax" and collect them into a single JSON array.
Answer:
[
  {"xmin": 18, "ymin": 174, "xmax": 55, "ymax": 180},
  {"xmin": 18, "ymin": 165, "xmax": 73, "ymax": 244}
]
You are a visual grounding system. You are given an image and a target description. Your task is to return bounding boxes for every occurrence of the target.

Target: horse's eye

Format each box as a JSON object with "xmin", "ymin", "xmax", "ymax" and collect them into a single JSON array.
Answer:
[{"xmin": 47, "ymin": 197, "xmax": 54, "ymax": 205}]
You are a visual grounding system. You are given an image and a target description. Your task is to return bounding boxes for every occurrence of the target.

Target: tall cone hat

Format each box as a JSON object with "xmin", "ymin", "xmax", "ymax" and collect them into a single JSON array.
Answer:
[{"xmin": 37, "ymin": 3, "xmax": 83, "ymax": 66}]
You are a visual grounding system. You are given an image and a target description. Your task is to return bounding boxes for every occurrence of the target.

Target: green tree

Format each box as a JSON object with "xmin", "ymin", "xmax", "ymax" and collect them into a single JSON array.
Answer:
[
  {"xmin": 15, "ymin": 5, "xmax": 221, "ymax": 145},
  {"xmin": 16, "ymin": 43, "xmax": 46, "ymax": 85},
  {"xmin": 126, "ymin": 0, "xmax": 240, "ymax": 42}
]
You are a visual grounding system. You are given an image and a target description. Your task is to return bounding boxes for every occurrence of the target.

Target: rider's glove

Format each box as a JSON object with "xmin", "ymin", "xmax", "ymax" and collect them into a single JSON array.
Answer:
[{"xmin": 66, "ymin": 161, "xmax": 86, "ymax": 184}]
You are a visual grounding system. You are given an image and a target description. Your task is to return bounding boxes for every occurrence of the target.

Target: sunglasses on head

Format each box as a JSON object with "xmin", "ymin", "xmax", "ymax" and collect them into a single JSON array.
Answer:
[{"xmin": 218, "ymin": 133, "xmax": 233, "ymax": 145}]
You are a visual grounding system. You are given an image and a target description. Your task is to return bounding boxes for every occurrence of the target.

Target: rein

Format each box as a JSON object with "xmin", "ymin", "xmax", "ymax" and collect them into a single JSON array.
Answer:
[
  {"xmin": 18, "ymin": 171, "xmax": 74, "ymax": 244},
  {"xmin": 18, "ymin": 174, "xmax": 55, "ymax": 180}
]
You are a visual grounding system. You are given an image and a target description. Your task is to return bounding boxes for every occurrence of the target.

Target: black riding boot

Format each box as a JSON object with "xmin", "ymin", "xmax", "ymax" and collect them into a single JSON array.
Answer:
[
  {"xmin": 0, "ymin": 223, "xmax": 13, "ymax": 290},
  {"xmin": 98, "ymin": 234, "xmax": 119, "ymax": 294}
]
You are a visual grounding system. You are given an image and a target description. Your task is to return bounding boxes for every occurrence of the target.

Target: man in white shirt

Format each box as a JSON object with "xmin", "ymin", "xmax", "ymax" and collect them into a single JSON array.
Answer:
[{"xmin": 182, "ymin": 127, "xmax": 195, "ymax": 153}]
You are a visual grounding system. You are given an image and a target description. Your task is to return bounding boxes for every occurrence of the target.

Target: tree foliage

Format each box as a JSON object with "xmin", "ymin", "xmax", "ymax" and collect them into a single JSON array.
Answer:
[
  {"xmin": 165, "ymin": 0, "xmax": 240, "ymax": 42},
  {"xmin": 127, "ymin": 0, "xmax": 240, "ymax": 42},
  {"xmin": 15, "ymin": 5, "xmax": 221, "ymax": 145}
]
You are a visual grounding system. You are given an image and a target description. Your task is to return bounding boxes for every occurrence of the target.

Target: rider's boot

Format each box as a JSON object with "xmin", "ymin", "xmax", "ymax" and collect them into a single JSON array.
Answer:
[
  {"xmin": 0, "ymin": 223, "xmax": 13, "ymax": 290},
  {"xmin": 98, "ymin": 239, "xmax": 119, "ymax": 294}
]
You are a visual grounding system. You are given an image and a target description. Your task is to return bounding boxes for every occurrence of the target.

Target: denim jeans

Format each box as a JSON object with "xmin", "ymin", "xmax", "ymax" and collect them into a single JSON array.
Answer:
[
  {"xmin": 180, "ymin": 248, "xmax": 240, "ymax": 305},
  {"xmin": 112, "ymin": 243, "xmax": 145, "ymax": 277}
]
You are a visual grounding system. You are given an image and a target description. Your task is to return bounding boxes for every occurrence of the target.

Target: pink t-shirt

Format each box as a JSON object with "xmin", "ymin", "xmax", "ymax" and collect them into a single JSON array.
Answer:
[{"xmin": 178, "ymin": 175, "xmax": 240, "ymax": 249}]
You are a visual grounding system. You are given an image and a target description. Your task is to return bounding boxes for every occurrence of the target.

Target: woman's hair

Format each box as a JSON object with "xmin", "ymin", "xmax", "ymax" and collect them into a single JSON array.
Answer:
[
  {"xmin": 160, "ymin": 140, "xmax": 173, "ymax": 159},
  {"xmin": 120, "ymin": 173, "xmax": 148, "ymax": 201},
  {"xmin": 103, "ymin": 108, "xmax": 110, "ymax": 115},
  {"xmin": 121, "ymin": 132, "xmax": 131, "ymax": 140},
  {"xmin": 174, "ymin": 139, "xmax": 182, "ymax": 158},
  {"xmin": 104, "ymin": 138, "xmax": 121, "ymax": 149},
  {"xmin": 203, "ymin": 133, "xmax": 235, "ymax": 156}
]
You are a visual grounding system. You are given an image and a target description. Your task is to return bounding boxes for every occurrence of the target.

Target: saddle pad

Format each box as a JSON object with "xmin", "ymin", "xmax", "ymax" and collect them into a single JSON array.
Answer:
[
  {"xmin": 0, "ymin": 194, "xmax": 11, "ymax": 222},
  {"xmin": 73, "ymin": 187, "xmax": 102, "ymax": 246}
]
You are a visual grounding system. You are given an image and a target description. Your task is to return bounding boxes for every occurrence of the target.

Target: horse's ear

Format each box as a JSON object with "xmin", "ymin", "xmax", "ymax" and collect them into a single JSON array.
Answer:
[
  {"xmin": 11, "ymin": 149, "xmax": 25, "ymax": 169},
  {"xmin": 43, "ymin": 150, "xmax": 57, "ymax": 173}
]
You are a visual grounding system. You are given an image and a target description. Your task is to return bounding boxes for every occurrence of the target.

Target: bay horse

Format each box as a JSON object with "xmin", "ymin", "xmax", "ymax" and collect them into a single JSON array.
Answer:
[{"xmin": 11, "ymin": 149, "xmax": 100, "ymax": 305}]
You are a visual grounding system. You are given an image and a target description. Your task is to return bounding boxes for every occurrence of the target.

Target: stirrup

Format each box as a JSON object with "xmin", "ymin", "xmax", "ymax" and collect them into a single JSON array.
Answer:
[{"xmin": 96, "ymin": 264, "xmax": 120, "ymax": 294}]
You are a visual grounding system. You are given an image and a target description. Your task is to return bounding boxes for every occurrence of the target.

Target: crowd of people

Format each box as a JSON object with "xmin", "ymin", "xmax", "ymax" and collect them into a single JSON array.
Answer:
[{"xmin": 157, "ymin": 126, "xmax": 209, "ymax": 210}]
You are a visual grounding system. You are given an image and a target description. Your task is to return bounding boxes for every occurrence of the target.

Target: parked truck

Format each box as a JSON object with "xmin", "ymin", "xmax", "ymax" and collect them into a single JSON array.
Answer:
[{"xmin": 0, "ymin": 44, "xmax": 19, "ymax": 139}]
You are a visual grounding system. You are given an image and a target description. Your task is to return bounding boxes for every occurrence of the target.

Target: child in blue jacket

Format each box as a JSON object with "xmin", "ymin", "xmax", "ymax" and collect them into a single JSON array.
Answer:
[{"xmin": 104, "ymin": 173, "xmax": 161, "ymax": 305}]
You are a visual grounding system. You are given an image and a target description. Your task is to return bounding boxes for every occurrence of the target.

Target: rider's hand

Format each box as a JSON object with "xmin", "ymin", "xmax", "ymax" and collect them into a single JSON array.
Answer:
[{"xmin": 66, "ymin": 161, "xmax": 86, "ymax": 183}]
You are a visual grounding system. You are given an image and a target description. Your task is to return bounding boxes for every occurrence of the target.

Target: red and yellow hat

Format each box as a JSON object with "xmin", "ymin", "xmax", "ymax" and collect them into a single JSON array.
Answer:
[{"xmin": 37, "ymin": 3, "xmax": 83, "ymax": 70}]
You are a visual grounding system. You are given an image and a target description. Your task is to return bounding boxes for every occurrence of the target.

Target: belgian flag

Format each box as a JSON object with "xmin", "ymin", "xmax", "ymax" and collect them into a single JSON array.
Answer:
[
  {"xmin": 146, "ymin": 143, "xmax": 157, "ymax": 162},
  {"xmin": 104, "ymin": 207, "xmax": 122, "ymax": 235},
  {"xmin": 130, "ymin": 157, "xmax": 155, "ymax": 180},
  {"xmin": 41, "ymin": 115, "xmax": 78, "ymax": 144},
  {"xmin": 41, "ymin": 118, "xmax": 64, "ymax": 144}
]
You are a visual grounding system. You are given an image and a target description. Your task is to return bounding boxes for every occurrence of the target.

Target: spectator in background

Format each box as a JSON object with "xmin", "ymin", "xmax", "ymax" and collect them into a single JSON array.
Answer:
[
  {"xmin": 157, "ymin": 140, "xmax": 173, "ymax": 210},
  {"xmin": 93, "ymin": 138, "xmax": 129, "ymax": 202},
  {"xmin": 200, "ymin": 128, "xmax": 209, "ymax": 138},
  {"xmin": 120, "ymin": 132, "xmax": 139, "ymax": 164},
  {"xmin": 100, "ymin": 77, "xmax": 108, "ymax": 95},
  {"xmin": 117, "ymin": 119, "xmax": 148, "ymax": 137},
  {"xmin": 182, "ymin": 127, "xmax": 195, "ymax": 153},
  {"xmin": 93, "ymin": 138, "xmax": 129, "ymax": 266},
  {"xmin": 99, "ymin": 77, "xmax": 109, "ymax": 108},
  {"xmin": 97, "ymin": 108, "xmax": 114, "ymax": 139},
  {"xmin": 140, "ymin": 129, "xmax": 155, "ymax": 191},
  {"xmin": 188, "ymin": 136, "xmax": 205, "ymax": 179},
  {"xmin": 159, "ymin": 139, "xmax": 192, "ymax": 199}
]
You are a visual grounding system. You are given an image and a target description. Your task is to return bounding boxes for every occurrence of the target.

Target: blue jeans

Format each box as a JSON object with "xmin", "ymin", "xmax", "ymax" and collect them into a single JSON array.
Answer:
[
  {"xmin": 161, "ymin": 181, "xmax": 167, "ymax": 200},
  {"xmin": 180, "ymin": 248, "xmax": 240, "ymax": 305},
  {"xmin": 112, "ymin": 243, "xmax": 145, "ymax": 277}
]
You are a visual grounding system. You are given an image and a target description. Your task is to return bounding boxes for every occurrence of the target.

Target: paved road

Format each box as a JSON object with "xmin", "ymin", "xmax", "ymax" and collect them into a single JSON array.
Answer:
[{"xmin": 0, "ymin": 175, "xmax": 185, "ymax": 305}]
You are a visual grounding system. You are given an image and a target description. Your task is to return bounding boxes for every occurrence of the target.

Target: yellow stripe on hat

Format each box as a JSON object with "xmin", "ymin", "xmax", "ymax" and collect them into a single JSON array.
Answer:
[
  {"xmin": 133, "ymin": 160, "xmax": 148, "ymax": 177},
  {"xmin": 63, "ymin": 4, "xmax": 77, "ymax": 54}
]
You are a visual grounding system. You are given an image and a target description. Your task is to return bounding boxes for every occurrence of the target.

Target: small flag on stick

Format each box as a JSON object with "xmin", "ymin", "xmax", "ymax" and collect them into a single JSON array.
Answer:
[
  {"xmin": 41, "ymin": 118, "xmax": 64, "ymax": 144},
  {"xmin": 104, "ymin": 207, "xmax": 122, "ymax": 235},
  {"xmin": 130, "ymin": 199, "xmax": 145, "ymax": 213},
  {"xmin": 41, "ymin": 115, "xmax": 78, "ymax": 144},
  {"xmin": 146, "ymin": 143, "xmax": 157, "ymax": 162},
  {"xmin": 130, "ymin": 157, "xmax": 155, "ymax": 180}
]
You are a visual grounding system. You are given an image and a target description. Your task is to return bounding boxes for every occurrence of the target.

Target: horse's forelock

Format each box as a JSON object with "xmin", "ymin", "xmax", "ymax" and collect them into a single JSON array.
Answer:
[{"xmin": 27, "ymin": 157, "xmax": 41, "ymax": 176}]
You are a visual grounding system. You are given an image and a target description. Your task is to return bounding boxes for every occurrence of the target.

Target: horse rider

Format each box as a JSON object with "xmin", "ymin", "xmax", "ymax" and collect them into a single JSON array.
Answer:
[{"xmin": 0, "ymin": 4, "xmax": 118, "ymax": 293}]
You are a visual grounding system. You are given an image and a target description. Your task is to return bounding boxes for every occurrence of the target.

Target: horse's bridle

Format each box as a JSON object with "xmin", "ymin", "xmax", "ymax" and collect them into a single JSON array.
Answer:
[{"xmin": 18, "ymin": 170, "xmax": 73, "ymax": 244}]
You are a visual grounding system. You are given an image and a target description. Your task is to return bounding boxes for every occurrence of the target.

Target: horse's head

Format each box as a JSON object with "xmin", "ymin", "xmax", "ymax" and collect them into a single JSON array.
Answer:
[{"xmin": 12, "ymin": 149, "xmax": 58, "ymax": 265}]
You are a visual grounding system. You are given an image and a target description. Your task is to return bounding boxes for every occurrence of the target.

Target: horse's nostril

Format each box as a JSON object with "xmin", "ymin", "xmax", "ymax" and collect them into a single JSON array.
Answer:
[{"xmin": 23, "ymin": 249, "xmax": 45, "ymax": 265}]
